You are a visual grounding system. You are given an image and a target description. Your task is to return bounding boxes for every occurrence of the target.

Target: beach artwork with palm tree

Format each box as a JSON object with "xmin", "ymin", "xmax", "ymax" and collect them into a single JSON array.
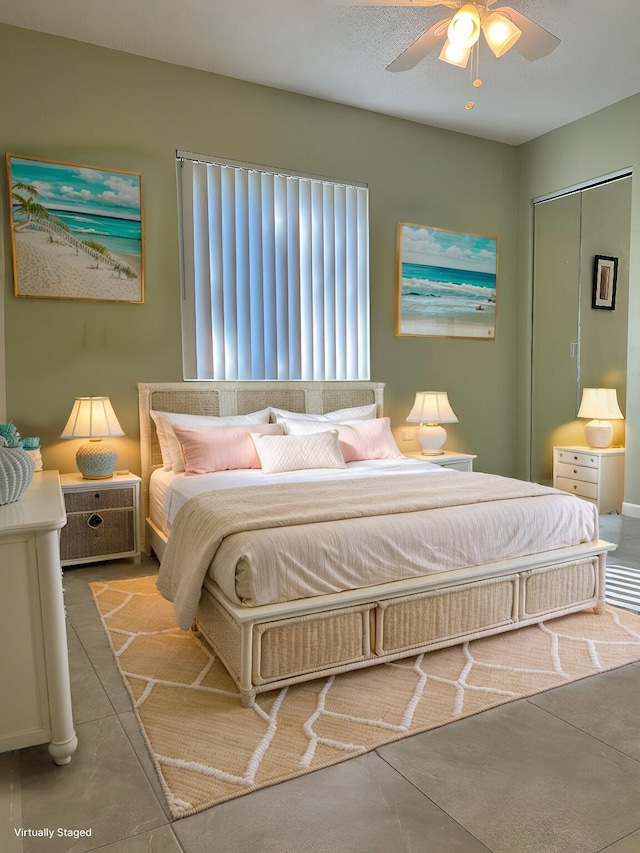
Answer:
[{"xmin": 7, "ymin": 154, "xmax": 144, "ymax": 302}]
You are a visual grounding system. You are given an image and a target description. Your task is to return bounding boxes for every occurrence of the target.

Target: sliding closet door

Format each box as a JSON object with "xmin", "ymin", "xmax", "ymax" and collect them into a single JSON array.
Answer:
[{"xmin": 531, "ymin": 193, "xmax": 581, "ymax": 485}]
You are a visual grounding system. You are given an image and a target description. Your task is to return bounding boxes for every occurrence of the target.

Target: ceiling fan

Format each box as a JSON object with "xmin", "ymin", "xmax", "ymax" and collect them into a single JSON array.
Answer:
[
  {"xmin": 349, "ymin": 0, "xmax": 560, "ymax": 110},
  {"xmin": 348, "ymin": 1, "xmax": 560, "ymax": 107}
]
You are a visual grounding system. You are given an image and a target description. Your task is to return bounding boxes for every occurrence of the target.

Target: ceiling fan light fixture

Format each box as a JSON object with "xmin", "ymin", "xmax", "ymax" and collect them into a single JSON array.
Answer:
[
  {"xmin": 447, "ymin": 3, "xmax": 481, "ymax": 49},
  {"xmin": 481, "ymin": 11, "xmax": 521, "ymax": 58},
  {"xmin": 439, "ymin": 38, "xmax": 471, "ymax": 68}
]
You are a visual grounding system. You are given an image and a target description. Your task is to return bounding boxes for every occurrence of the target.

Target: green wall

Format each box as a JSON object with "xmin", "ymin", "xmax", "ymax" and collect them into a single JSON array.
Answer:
[
  {"xmin": 516, "ymin": 94, "xmax": 640, "ymax": 507},
  {"xmin": 0, "ymin": 23, "xmax": 518, "ymax": 478}
]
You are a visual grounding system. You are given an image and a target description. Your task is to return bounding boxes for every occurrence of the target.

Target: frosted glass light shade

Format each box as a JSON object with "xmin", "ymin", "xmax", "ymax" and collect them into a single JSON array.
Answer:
[
  {"xmin": 407, "ymin": 392, "xmax": 458, "ymax": 456},
  {"xmin": 577, "ymin": 388, "xmax": 624, "ymax": 449},
  {"xmin": 481, "ymin": 11, "xmax": 521, "ymax": 57},
  {"xmin": 439, "ymin": 38, "xmax": 471, "ymax": 68},
  {"xmin": 61, "ymin": 397, "xmax": 125, "ymax": 479},
  {"xmin": 447, "ymin": 4, "xmax": 481, "ymax": 49}
]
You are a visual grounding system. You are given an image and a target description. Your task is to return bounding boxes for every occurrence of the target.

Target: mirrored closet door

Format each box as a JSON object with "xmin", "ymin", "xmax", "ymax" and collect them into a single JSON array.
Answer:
[{"xmin": 531, "ymin": 174, "xmax": 631, "ymax": 485}]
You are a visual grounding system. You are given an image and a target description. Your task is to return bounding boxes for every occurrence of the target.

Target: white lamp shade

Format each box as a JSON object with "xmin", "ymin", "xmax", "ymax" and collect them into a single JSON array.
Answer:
[
  {"xmin": 61, "ymin": 397, "xmax": 125, "ymax": 439},
  {"xmin": 577, "ymin": 388, "xmax": 624, "ymax": 421},
  {"xmin": 407, "ymin": 391, "xmax": 458, "ymax": 425},
  {"xmin": 61, "ymin": 397, "xmax": 125, "ymax": 479},
  {"xmin": 481, "ymin": 11, "xmax": 521, "ymax": 57},
  {"xmin": 577, "ymin": 388, "xmax": 624, "ymax": 449}
]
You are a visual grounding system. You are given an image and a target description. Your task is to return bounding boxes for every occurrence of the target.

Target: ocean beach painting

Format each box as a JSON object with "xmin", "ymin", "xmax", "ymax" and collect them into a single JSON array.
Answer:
[
  {"xmin": 396, "ymin": 222, "xmax": 498, "ymax": 339},
  {"xmin": 7, "ymin": 154, "xmax": 144, "ymax": 302}
]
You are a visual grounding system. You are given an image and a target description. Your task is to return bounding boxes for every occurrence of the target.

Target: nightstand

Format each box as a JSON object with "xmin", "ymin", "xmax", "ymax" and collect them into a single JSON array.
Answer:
[
  {"xmin": 404, "ymin": 450, "xmax": 476, "ymax": 472},
  {"xmin": 553, "ymin": 446, "xmax": 625, "ymax": 514},
  {"xmin": 59, "ymin": 472, "xmax": 141, "ymax": 566}
]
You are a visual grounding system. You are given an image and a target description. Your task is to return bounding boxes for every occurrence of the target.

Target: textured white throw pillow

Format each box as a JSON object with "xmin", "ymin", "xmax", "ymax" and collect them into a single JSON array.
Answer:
[{"xmin": 252, "ymin": 430, "xmax": 347, "ymax": 474}]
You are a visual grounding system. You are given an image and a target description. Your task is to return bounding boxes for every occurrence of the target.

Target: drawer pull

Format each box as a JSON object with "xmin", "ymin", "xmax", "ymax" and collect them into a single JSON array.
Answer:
[
  {"xmin": 573, "ymin": 469, "xmax": 578, "ymax": 474},
  {"xmin": 87, "ymin": 513, "xmax": 104, "ymax": 529}
]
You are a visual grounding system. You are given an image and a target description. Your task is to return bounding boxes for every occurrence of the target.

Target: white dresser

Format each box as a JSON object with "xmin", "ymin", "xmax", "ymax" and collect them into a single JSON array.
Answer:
[
  {"xmin": 0, "ymin": 471, "xmax": 77, "ymax": 764},
  {"xmin": 553, "ymin": 446, "xmax": 625, "ymax": 514}
]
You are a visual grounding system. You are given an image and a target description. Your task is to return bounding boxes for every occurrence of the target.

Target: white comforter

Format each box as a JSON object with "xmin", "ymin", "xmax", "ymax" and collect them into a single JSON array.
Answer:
[{"xmin": 155, "ymin": 466, "xmax": 599, "ymax": 628}]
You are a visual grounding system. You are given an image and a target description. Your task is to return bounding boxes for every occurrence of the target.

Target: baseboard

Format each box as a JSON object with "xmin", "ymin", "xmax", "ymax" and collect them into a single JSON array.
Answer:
[{"xmin": 622, "ymin": 502, "xmax": 640, "ymax": 519}]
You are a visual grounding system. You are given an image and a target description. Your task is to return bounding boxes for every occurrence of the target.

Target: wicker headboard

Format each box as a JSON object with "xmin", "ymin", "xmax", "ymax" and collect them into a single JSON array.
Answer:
[{"xmin": 137, "ymin": 380, "xmax": 385, "ymax": 540}]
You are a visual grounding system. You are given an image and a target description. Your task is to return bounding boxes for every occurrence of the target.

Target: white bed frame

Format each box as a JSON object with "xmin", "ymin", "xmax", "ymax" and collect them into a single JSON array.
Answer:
[{"xmin": 138, "ymin": 381, "xmax": 613, "ymax": 707}]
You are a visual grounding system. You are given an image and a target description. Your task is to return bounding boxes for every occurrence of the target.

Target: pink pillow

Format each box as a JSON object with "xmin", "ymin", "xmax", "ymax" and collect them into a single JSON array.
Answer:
[
  {"xmin": 282, "ymin": 417, "xmax": 402, "ymax": 462},
  {"xmin": 172, "ymin": 423, "xmax": 284, "ymax": 474},
  {"xmin": 335, "ymin": 418, "xmax": 403, "ymax": 462}
]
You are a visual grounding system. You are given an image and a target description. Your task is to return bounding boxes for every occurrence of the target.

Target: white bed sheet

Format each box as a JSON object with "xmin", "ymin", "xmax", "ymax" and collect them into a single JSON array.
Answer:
[{"xmin": 149, "ymin": 457, "xmax": 448, "ymax": 535}]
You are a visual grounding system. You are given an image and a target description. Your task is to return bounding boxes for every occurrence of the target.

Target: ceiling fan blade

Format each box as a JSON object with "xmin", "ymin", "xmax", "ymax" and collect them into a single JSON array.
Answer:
[
  {"xmin": 386, "ymin": 17, "xmax": 450, "ymax": 71},
  {"xmin": 347, "ymin": 1, "xmax": 443, "ymax": 6},
  {"xmin": 494, "ymin": 6, "xmax": 561, "ymax": 60}
]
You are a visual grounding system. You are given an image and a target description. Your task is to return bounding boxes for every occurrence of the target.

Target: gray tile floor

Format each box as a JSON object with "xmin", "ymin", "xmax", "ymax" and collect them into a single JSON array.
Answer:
[{"xmin": 2, "ymin": 517, "xmax": 640, "ymax": 853}]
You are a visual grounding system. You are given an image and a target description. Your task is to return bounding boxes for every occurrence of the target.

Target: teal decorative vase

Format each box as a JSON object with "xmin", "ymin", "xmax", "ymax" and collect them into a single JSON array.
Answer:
[{"xmin": 0, "ymin": 438, "xmax": 35, "ymax": 504}]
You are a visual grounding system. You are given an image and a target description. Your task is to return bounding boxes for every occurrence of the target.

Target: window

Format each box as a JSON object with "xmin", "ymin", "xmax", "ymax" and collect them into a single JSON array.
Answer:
[{"xmin": 177, "ymin": 152, "xmax": 370, "ymax": 381}]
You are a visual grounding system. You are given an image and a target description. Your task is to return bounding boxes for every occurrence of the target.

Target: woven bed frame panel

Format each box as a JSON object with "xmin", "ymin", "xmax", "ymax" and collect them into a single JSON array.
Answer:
[
  {"xmin": 195, "ymin": 593, "xmax": 244, "ymax": 682},
  {"xmin": 253, "ymin": 605, "xmax": 373, "ymax": 684},
  {"xmin": 521, "ymin": 557, "xmax": 598, "ymax": 617},
  {"xmin": 376, "ymin": 575, "xmax": 518, "ymax": 656},
  {"xmin": 194, "ymin": 555, "xmax": 605, "ymax": 699}
]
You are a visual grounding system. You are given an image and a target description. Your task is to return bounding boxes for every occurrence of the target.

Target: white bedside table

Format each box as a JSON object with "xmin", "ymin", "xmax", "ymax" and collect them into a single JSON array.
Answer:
[
  {"xmin": 553, "ymin": 446, "xmax": 625, "ymax": 514},
  {"xmin": 404, "ymin": 450, "xmax": 476, "ymax": 472},
  {"xmin": 59, "ymin": 472, "xmax": 141, "ymax": 566}
]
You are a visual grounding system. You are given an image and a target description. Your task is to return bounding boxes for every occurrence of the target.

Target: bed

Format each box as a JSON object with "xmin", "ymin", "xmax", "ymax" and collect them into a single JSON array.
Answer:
[{"xmin": 138, "ymin": 380, "xmax": 612, "ymax": 707}]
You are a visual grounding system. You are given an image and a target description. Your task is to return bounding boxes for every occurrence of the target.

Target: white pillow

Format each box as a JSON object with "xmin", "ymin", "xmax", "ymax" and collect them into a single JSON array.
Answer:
[
  {"xmin": 269, "ymin": 403, "xmax": 376, "ymax": 422},
  {"xmin": 151, "ymin": 409, "xmax": 271, "ymax": 472},
  {"xmin": 280, "ymin": 417, "xmax": 403, "ymax": 462},
  {"xmin": 251, "ymin": 430, "xmax": 347, "ymax": 474}
]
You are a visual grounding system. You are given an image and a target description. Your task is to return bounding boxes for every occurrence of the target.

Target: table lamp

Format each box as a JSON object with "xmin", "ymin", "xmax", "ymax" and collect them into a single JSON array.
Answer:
[
  {"xmin": 577, "ymin": 388, "xmax": 624, "ymax": 448},
  {"xmin": 61, "ymin": 397, "xmax": 125, "ymax": 478},
  {"xmin": 407, "ymin": 391, "xmax": 458, "ymax": 456}
]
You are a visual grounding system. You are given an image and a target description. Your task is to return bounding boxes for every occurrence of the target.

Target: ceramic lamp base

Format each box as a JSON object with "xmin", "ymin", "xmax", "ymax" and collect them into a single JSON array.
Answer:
[
  {"xmin": 76, "ymin": 439, "xmax": 117, "ymax": 479},
  {"xmin": 416, "ymin": 424, "xmax": 447, "ymax": 456},
  {"xmin": 584, "ymin": 419, "xmax": 613, "ymax": 449}
]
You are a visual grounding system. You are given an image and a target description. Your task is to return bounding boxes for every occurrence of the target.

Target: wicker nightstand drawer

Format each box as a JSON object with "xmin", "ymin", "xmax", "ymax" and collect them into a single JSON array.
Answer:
[
  {"xmin": 60, "ymin": 508, "xmax": 135, "ymax": 562},
  {"xmin": 63, "ymin": 486, "xmax": 135, "ymax": 513},
  {"xmin": 59, "ymin": 473, "xmax": 141, "ymax": 566}
]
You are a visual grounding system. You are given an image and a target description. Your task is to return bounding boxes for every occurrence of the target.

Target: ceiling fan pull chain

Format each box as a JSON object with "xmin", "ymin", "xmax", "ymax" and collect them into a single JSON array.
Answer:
[
  {"xmin": 466, "ymin": 43, "xmax": 476, "ymax": 109},
  {"xmin": 466, "ymin": 37, "xmax": 483, "ymax": 110}
]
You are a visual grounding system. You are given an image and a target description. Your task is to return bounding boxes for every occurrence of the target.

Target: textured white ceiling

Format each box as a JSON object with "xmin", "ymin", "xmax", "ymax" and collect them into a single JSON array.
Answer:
[{"xmin": 1, "ymin": 0, "xmax": 639, "ymax": 145}]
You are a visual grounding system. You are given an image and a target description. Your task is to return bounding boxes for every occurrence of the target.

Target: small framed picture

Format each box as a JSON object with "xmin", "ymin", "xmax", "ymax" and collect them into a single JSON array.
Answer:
[{"xmin": 592, "ymin": 255, "xmax": 618, "ymax": 310}]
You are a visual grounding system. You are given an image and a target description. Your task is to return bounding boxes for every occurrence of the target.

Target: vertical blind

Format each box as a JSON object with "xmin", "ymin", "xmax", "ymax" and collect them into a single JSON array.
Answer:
[{"xmin": 177, "ymin": 154, "xmax": 370, "ymax": 381}]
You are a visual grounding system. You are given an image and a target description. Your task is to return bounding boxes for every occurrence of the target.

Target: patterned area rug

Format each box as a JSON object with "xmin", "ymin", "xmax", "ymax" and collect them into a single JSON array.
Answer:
[{"xmin": 90, "ymin": 575, "xmax": 640, "ymax": 820}]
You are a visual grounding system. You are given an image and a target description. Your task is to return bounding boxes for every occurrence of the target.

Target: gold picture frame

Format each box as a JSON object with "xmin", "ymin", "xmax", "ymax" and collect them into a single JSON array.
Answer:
[{"xmin": 7, "ymin": 153, "xmax": 144, "ymax": 302}]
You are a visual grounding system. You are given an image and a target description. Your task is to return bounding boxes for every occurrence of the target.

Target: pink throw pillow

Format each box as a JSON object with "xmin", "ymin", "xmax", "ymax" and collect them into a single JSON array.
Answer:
[
  {"xmin": 172, "ymin": 423, "xmax": 284, "ymax": 474},
  {"xmin": 335, "ymin": 417, "xmax": 403, "ymax": 462}
]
